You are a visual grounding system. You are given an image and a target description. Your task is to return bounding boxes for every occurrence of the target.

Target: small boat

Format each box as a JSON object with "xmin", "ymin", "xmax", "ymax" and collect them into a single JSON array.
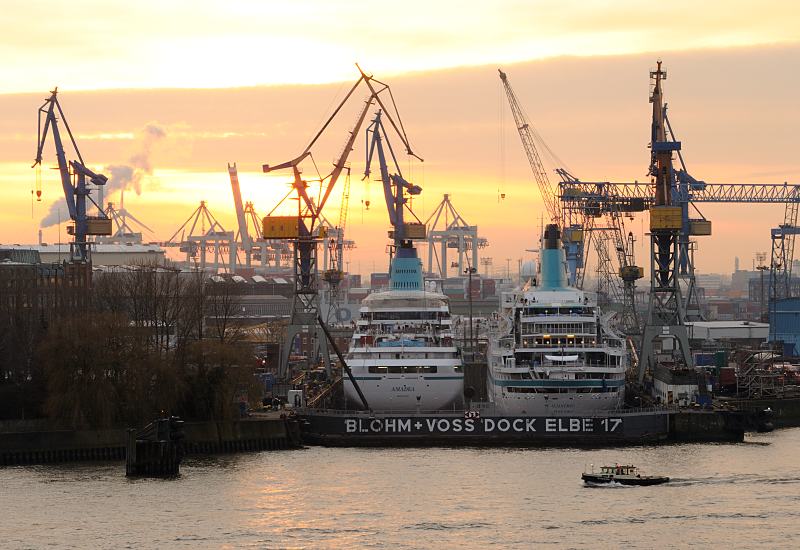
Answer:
[{"xmin": 582, "ymin": 464, "xmax": 669, "ymax": 486}]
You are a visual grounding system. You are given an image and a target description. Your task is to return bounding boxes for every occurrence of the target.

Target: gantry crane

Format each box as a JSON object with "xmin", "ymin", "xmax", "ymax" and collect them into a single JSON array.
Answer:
[
  {"xmin": 33, "ymin": 88, "xmax": 112, "ymax": 261},
  {"xmin": 262, "ymin": 66, "xmax": 419, "ymax": 390}
]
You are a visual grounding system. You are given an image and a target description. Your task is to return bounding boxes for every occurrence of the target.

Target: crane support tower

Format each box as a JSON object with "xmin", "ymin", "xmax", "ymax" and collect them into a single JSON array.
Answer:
[
  {"xmin": 262, "ymin": 66, "xmax": 420, "ymax": 387},
  {"xmin": 768, "ymin": 201, "xmax": 800, "ymax": 342},
  {"xmin": 33, "ymin": 88, "xmax": 112, "ymax": 262},
  {"xmin": 638, "ymin": 61, "xmax": 693, "ymax": 381}
]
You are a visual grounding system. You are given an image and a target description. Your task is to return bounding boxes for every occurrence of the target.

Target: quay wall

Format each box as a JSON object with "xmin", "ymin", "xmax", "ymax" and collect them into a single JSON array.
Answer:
[
  {"xmin": 726, "ymin": 397, "xmax": 800, "ymax": 429},
  {"xmin": 0, "ymin": 417, "xmax": 300, "ymax": 466},
  {"xmin": 669, "ymin": 410, "xmax": 746, "ymax": 442}
]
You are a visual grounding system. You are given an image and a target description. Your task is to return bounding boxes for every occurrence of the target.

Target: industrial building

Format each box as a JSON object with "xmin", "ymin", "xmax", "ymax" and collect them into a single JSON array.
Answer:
[
  {"xmin": 4, "ymin": 243, "xmax": 166, "ymax": 266},
  {"xmin": 769, "ymin": 298, "xmax": 800, "ymax": 356}
]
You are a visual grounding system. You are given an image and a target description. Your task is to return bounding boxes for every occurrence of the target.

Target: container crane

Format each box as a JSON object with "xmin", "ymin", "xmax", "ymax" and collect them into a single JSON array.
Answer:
[{"xmin": 33, "ymin": 88, "xmax": 112, "ymax": 262}]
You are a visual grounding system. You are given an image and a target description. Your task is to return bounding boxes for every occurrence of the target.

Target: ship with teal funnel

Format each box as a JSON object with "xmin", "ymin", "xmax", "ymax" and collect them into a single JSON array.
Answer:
[
  {"xmin": 486, "ymin": 223, "xmax": 627, "ymax": 416},
  {"xmin": 342, "ymin": 110, "xmax": 464, "ymax": 411}
]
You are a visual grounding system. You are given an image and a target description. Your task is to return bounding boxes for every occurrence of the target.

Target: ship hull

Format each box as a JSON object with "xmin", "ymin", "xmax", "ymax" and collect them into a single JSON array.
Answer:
[
  {"xmin": 343, "ymin": 374, "xmax": 464, "ymax": 411},
  {"xmin": 581, "ymin": 473, "xmax": 670, "ymax": 486},
  {"xmin": 488, "ymin": 391, "xmax": 626, "ymax": 416}
]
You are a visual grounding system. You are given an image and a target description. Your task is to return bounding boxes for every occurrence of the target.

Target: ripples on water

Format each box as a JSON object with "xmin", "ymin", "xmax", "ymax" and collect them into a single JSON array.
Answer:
[{"xmin": 4, "ymin": 430, "xmax": 800, "ymax": 549}]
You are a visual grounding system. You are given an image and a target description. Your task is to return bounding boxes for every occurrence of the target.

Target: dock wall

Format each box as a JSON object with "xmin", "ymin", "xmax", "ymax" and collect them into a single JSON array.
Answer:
[
  {"xmin": 0, "ymin": 417, "xmax": 300, "ymax": 466},
  {"xmin": 669, "ymin": 410, "xmax": 746, "ymax": 442},
  {"xmin": 727, "ymin": 397, "xmax": 800, "ymax": 429}
]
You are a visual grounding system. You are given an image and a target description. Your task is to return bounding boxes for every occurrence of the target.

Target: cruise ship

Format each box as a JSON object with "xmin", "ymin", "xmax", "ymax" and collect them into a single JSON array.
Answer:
[
  {"xmin": 486, "ymin": 224, "xmax": 626, "ymax": 415},
  {"xmin": 343, "ymin": 243, "xmax": 464, "ymax": 411}
]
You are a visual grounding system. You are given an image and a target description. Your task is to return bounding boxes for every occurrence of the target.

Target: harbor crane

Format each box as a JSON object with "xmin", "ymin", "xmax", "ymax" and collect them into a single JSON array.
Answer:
[
  {"xmin": 499, "ymin": 69, "xmax": 589, "ymax": 287},
  {"xmin": 364, "ymin": 109, "xmax": 426, "ymax": 258},
  {"xmin": 33, "ymin": 88, "xmax": 112, "ymax": 261},
  {"xmin": 424, "ymin": 194, "xmax": 487, "ymax": 279},
  {"xmin": 553, "ymin": 62, "xmax": 800, "ymax": 379},
  {"xmin": 499, "ymin": 68, "xmax": 641, "ymax": 327},
  {"xmin": 262, "ymin": 66, "xmax": 419, "ymax": 389},
  {"xmin": 637, "ymin": 60, "xmax": 694, "ymax": 381}
]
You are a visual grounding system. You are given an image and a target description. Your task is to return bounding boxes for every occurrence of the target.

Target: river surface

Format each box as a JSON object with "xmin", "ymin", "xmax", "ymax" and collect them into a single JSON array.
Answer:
[{"xmin": 3, "ymin": 429, "xmax": 800, "ymax": 549}]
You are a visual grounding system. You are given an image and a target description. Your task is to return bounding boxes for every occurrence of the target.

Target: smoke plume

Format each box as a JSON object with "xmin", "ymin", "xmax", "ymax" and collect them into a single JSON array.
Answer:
[
  {"xmin": 40, "ymin": 201, "xmax": 67, "ymax": 229},
  {"xmin": 39, "ymin": 123, "xmax": 167, "ymax": 228},
  {"xmin": 104, "ymin": 122, "xmax": 167, "ymax": 197}
]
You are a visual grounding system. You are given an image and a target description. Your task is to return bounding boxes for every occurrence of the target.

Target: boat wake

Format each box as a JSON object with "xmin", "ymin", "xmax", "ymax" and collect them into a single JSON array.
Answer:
[{"xmin": 582, "ymin": 480, "xmax": 635, "ymax": 488}]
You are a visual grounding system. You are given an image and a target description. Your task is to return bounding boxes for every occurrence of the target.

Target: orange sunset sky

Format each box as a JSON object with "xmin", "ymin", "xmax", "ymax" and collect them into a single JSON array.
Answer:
[{"xmin": 1, "ymin": 0, "xmax": 799, "ymax": 278}]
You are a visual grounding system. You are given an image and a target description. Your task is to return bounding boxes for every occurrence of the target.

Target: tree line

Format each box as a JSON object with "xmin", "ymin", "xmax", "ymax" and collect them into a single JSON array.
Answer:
[{"xmin": 0, "ymin": 263, "xmax": 260, "ymax": 429}]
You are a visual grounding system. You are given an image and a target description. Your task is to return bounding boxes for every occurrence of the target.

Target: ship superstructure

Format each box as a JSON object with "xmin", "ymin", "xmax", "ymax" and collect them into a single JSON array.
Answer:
[{"xmin": 486, "ymin": 224, "xmax": 626, "ymax": 415}]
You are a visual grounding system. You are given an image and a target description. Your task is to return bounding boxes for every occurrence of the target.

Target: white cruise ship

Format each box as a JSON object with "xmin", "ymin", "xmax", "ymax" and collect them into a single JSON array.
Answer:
[
  {"xmin": 343, "ymin": 243, "xmax": 464, "ymax": 411},
  {"xmin": 486, "ymin": 224, "xmax": 626, "ymax": 415}
]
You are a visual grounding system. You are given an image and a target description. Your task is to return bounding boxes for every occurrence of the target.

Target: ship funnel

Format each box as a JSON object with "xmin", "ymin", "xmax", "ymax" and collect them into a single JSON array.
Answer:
[
  {"xmin": 539, "ymin": 223, "xmax": 568, "ymax": 290},
  {"xmin": 390, "ymin": 242, "xmax": 423, "ymax": 291}
]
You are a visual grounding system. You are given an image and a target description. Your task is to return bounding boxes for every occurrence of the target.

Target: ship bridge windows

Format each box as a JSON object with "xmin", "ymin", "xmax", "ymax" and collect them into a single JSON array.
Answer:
[
  {"xmin": 505, "ymin": 386, "xmax": 619, "ymax": 394},
  {"xmin": 523, "ymin": 306, "xmax": 593, "ymax": 316},
  {"xmin": 520, "ymin": 322, "xmax": 595, "ymax": 335},
  {"xmin": 521, "ymin": 335, "xmax": 596, "ymax": 348},
  {"xmin": 372, "ymin": 311, "xmax": 447, "ymax": 321},
  {"xmin": 368, "ymin": 365, "xmax": 439, "ymax": 374}
]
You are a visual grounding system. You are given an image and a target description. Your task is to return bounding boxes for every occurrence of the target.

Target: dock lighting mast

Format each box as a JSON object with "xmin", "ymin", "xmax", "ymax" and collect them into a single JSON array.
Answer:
[
  {"xmin": 33, "ymin": 88, "xmax": 112, "ymax": 262},
  {"xmin": 638, "ymin": 61, "xmax": 693, "ymax": 381},
  {"xmin": 262, "ymin": 66, "xmax": 420, "ymax": 385}
]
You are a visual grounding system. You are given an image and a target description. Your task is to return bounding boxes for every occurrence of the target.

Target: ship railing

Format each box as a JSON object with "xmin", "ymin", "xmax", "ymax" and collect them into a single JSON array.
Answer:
[{"xmin": 517, "ymin": 341, "xmax": 624, "ymax": 350}]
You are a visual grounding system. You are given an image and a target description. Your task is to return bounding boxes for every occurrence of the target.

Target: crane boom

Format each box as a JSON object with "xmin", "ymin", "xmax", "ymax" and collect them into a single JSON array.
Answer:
[
  {"xmin": 228, "ymin": 163, "xmax": 251, "ymax": 250},
  {"xmin": 364, "ymin": 110, "xmax": 422, "ymax": 246},
  {"xmin": 498, "ymin": 69, "xmax": 561, "ymax": 222}
]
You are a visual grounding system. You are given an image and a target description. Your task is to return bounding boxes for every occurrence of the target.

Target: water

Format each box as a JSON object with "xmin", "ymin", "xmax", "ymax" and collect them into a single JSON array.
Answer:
[{"xmin": 4, "ymin": 430, "xmax": 800, "ymax": 549}]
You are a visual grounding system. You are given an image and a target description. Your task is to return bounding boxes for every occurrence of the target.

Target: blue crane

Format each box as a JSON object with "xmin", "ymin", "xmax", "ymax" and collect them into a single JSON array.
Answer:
[
  {"xmin": 364, "ymin": 109, "xmax": 424, "ymax": 256},
  {"xmin": 557, "ymin": 62, "xmax": 798, "ymax": 379},
  {"xmin": 33, "ymin": 88, "xmax": 111, "ymax": 262}
]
